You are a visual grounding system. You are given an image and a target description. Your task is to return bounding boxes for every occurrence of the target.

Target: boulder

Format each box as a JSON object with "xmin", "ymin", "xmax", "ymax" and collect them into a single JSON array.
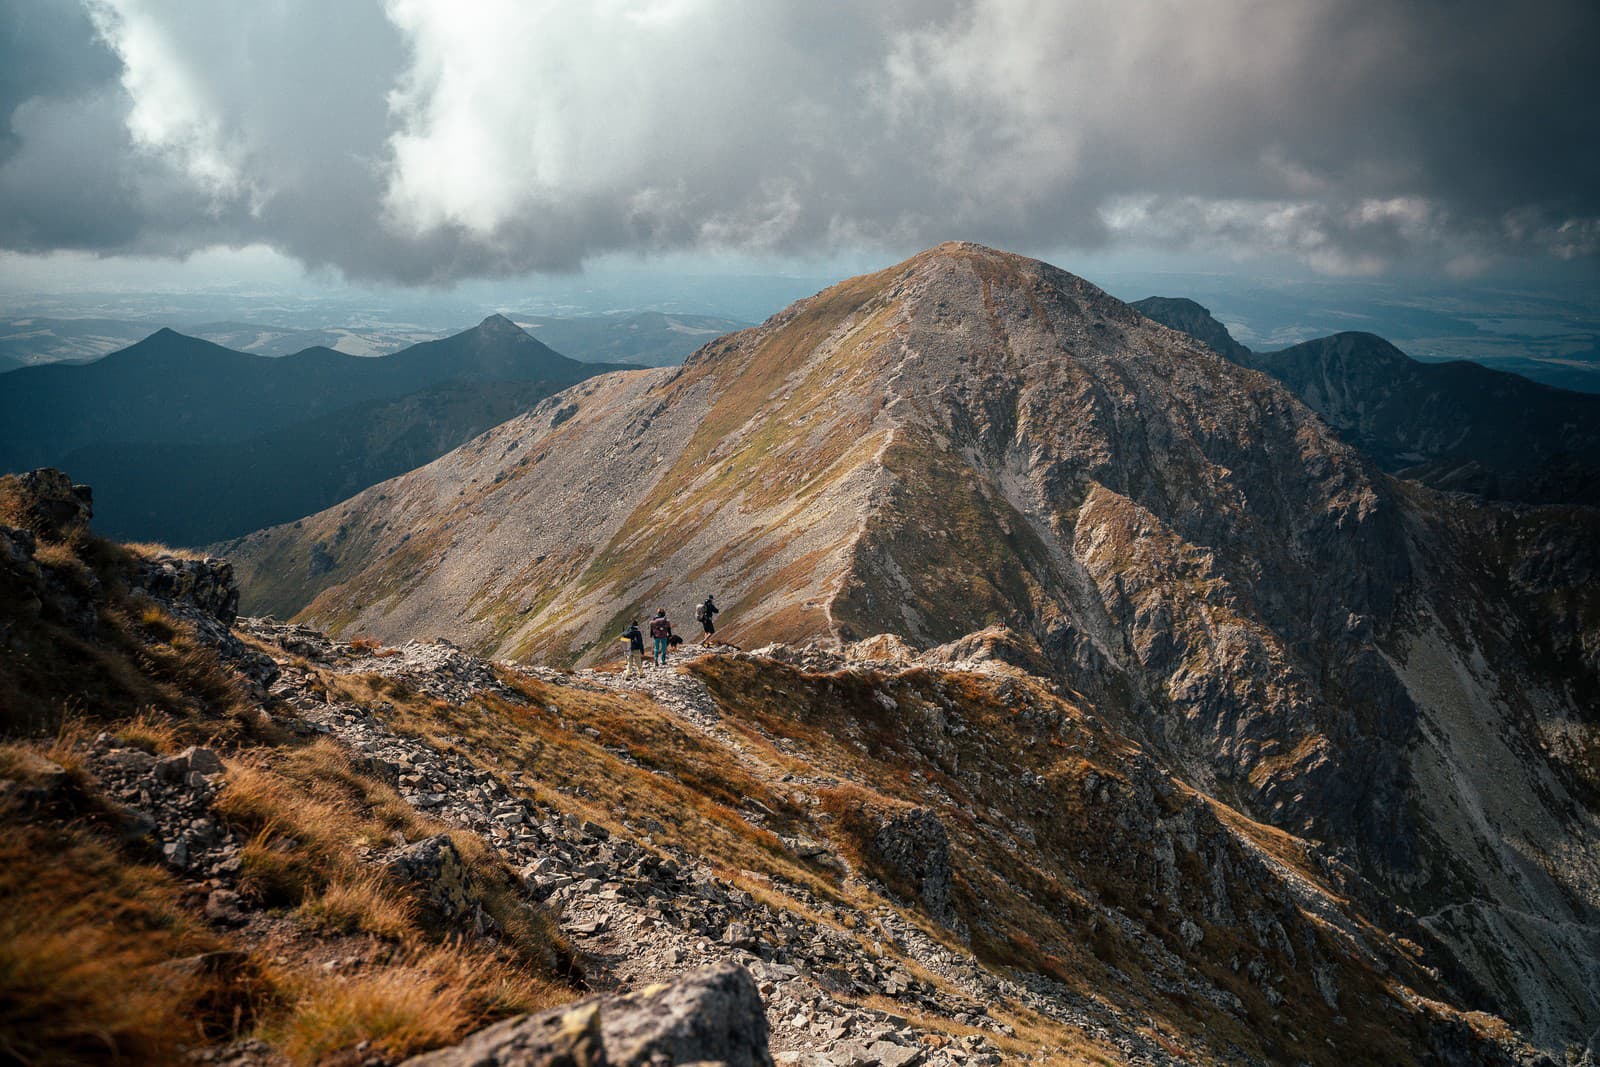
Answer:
[
  {"xmin": 134, "ymin": 556, "xmax": 241, "ymax": 627},
  {"xmin": 869, "ymin": 809, "xmax": 962, "ymax": 934},
  {"xmin": 1, "ymin": 469, "xmax": 92, "ymax": 541},
  {"xmin": 386, "ymin": 834, "xmax": 481, "ymax": 926},
  {"xmin": 403, "ymin": 963, "xmax": 773, "ymax": 1067}
]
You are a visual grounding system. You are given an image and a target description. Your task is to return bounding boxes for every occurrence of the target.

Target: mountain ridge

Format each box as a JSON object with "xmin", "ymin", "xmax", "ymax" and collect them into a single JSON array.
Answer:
[
  {"xmin": 223, "ymin": 242, "xmax": 1600, "ymax": 1050},
  {"xmin": 0, "ymin": 316, "xmax": 631, "ymax": 543},
  {"xmin": 1132, "ymin": 299, "xmax": 1600, "ymax": 508}
]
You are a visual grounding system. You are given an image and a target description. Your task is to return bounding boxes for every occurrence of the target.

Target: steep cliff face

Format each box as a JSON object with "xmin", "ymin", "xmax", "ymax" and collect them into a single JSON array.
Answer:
[{"xmin": 224, "ymin": 244, "xmax": 1600, "ymax": 1050}]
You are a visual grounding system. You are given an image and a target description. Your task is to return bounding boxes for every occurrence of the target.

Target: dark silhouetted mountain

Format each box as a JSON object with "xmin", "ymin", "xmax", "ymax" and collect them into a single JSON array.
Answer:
[
  {"xmin": 1254, "ymin": 332, "xmax": 1600, "ymax": 507},
  {"xmin": 1134, "ymin": 300, "xmax": 1600, "ymax": 507},
  {"xmin": 1131, "ymin": 296, "xmax": 1253, "ymax": 362},
  {"xmin": 63, "ymin": 380, "xmax": 566, "ymax": 544},
  {"xmin": 0, "ymin": 315, "xmax": 627, "ymax": 542}
]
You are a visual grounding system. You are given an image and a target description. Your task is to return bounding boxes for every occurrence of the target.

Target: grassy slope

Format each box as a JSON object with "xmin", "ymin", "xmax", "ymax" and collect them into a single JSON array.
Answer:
[{"xmin": 0, "ymin": 477, "xmax": 577, "ymax": 1066}]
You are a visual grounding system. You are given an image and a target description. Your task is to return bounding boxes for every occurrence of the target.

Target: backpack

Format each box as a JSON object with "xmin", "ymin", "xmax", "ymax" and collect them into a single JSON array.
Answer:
[
  {"xmin": 650, "ymin": 618, "xmax": 671, "ymax": 639},
  {"xmin": 695, "ymin": 602, "xmax": 708, "ymax": 623}
]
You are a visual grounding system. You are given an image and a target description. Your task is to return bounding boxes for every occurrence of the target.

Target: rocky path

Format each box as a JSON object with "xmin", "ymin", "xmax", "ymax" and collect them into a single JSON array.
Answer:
[
  {"xmin": 573, "ymin": 656, "xmax": 1178, "ymax": 1066},
  {"xmin": 240, "ymin": 630, "xmax": 1024, "ymax": 1065},
  {"xmin": 232, "ymin": 625, "xmax": 1180, "ymax": 1065}
]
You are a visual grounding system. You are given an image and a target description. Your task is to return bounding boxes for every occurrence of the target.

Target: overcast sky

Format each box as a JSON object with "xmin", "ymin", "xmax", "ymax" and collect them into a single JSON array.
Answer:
[{"xmin": 1, "ymin": 0, "xmax": 1596, "ymax": 292}]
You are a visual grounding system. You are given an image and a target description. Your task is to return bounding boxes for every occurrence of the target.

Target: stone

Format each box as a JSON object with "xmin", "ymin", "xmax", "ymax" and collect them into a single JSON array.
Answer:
[
  {"xmin": 4, "ymin": 469, "xmax": 92, "ymax": 541},
  {"xmin": 386, "ymin": 834, "xmax": 480, "ymax": 926},
  {"xmin": 402, "ymin": 964, "xmax": 773, "ymax": 1067},
  {"xmin": 869, "ymin": 809, "xmax": 962, "ymax": 934},
  {"xmin": 156, "ymin": 746, "xmax": 224, "ymax": 783},
  {"xmin": 205, "ymin": 888, "xmax": 249, "ymax": 926},
  {"xmin": 403, "ymin": 1001, "xmax": 605, "ymax": 1067}
]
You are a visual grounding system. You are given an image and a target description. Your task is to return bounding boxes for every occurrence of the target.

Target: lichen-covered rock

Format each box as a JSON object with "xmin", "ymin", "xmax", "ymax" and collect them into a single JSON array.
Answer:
[
  {"xmin": 2, "ymin": 468, "xmax": 92, "ymax": 541},
  {"xmin": 405, "ymin": 1001, "xmax": 606, "ymax": 1066},
  {"xmin": 134, "ymin": 555, "xmax": 241, "ymax": 627},
  {"xmin": 387, "ymin": 833, "xmax": 481, "ymax": 926},
  {"xmin": 402, "ymin": 964, "xmax": 773, "ymax": 1067}
]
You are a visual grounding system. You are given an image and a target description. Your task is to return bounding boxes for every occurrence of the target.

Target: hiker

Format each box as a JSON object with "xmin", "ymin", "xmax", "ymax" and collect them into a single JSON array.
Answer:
[
  {"xmin": 648, "ymin": 608, "xmax": 673, "ymax": 666},
  {"xmin": 695, "ymin": 594, "xmax": 720, "ymax": 644},
  {"xmin": 619, "ymin": 619, "xmax": 645, "ymax": 678}
]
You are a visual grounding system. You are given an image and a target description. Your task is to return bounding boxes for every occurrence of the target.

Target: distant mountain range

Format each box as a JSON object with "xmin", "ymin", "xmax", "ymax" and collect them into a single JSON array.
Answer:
[
  {"xmin": 1133, "ymin": 297, "xmax": 1600, "ymax": 508},
  {"xmin": 0, "ymin": 311, "xmax": 746, "ymax": 368},
  {"xmin": 0, "ymin": 315, "xmax": 635, "ymax": 543}
]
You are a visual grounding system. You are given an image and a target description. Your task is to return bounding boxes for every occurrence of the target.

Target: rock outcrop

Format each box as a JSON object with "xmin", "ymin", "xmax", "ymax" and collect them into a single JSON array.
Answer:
[
  {"xmin": 404, "ymin": 963, "xmax": 772, "ymax": 1067},
  {"xmin": 868, "ymin": 809, "xmax": 961, "ymax": 935},
  {"xmin": 1129, "ymin": 296, "xmax": 1252, "ymax": 363}
]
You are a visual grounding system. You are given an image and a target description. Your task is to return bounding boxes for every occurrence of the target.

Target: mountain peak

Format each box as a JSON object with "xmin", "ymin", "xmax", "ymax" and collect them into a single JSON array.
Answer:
[
  {"xmin": 1131, "ymin": 296, "xmax": 1252, "ymax": 363},
  {"xmin": 475, "ymin": 313, "xmax": 523, "ymax": 334}
]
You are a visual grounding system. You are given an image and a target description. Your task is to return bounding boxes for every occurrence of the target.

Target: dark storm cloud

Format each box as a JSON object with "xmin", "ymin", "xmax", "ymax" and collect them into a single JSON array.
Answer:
[{"xmin": 0, "ymin": 0, "xmax": 1594, "ymax": 281}]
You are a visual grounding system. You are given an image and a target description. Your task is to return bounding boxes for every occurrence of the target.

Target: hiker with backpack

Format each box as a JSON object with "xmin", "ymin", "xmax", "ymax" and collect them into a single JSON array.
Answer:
[
  {"xmin": 619, "ymin": 619, "xmax": 645, "ymax": 678},
  {"xmin": 695, "ymin": 594, "xmax": 720, "ymax": 644},
  {"xmin": 648, "ymin": 608, "xmax": 673, "ymax": 666}
]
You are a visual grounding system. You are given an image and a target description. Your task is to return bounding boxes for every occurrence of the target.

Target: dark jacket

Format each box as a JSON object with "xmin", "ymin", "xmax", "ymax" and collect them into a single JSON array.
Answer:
[{"xmin": 622, "ymin": 624, "xmax": 644, "ymax": 652}]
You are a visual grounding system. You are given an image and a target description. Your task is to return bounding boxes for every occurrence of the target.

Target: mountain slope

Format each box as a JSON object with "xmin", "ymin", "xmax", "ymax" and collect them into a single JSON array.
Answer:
[
  {"xmin": 1, "ymin": 316, "xmax": 626, "ymax": 543},
  {"xmin": 0, "ymin": 468, "xmax": 1551, "ymax": 1065},
  {"xmin": 227, "ymin": 243, "xmax": 1600, "ymax": 1051},
  {"xmin": 1130, "ymin": 296, "xmax": 1253, "ymax": 363},
  {"xmin": 60, "ymin": 380, "xmax": 561, "ymax": 544},
  {"xmin": 1253, "ymin": 331, "xmax": 1600, "ymax": 507},
  {"xmin": 1133, "ymin": 303, "xmax": 1600, "ymax": 508}
]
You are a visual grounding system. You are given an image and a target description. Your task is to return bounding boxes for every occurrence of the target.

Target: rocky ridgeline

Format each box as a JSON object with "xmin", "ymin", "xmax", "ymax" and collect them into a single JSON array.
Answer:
[
  {"xmin": 237, "ymin": 619, "xmax": 1054, "ymax": 1066},
  {"xmin": 2, "ymin": 467, "xmax": 1555, "ymax": 1065}
]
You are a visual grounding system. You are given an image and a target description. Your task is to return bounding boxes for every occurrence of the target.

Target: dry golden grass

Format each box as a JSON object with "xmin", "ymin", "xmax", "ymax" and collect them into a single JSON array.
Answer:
[
  {"xmin": 0, "ymin": 797, "xmax": 276, "ymax": 1065},
  {"xmin": 121, "ymin": 540, "xmax": 206, "ymax": 561},
  {"xmin": 112, "ymin": 710, "xmax": 183, "ymax": 755},
  {"xmin": 217, "ymin": 736, "xmax": 574, "ymax": 980},
  {"xmin": 299, "ymin": 873, "xmax": 419, "ymax": 941},
  {"xmin": 274, "ymin": 944, "xmax": 562, "ymax": 1064}
]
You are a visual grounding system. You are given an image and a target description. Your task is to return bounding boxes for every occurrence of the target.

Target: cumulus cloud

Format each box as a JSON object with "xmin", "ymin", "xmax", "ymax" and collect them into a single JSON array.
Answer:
[{"xmin": 0, "ymin": 0, "xmax": 1595, "ymax": 281}]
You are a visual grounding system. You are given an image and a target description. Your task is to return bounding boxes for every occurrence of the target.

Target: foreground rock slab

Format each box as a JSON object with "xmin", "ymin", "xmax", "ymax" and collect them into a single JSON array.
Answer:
[{"xmin": 403, "ymin": 962, "xmax": 774, "ymax": 1067}]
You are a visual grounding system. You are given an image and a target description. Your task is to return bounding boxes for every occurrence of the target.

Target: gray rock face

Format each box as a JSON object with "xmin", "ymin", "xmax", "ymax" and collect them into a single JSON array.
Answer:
[
  {"xmin": 869, "ymin": 810, "xmax": 961, "ymax": 935},
  {"xmin": 387, "ymin": 833, "xmax": 482, "ymax": 927},
  {"xmin": 3, "ymin": 468, "xmax": 92, "ymax": 540},
  {"xmin": 134, "ymin": 555, "xmax": 241, "ymax": 627},
  {"xmin": 402, "ymin": 963, "xmax": 773, "ymax": 1067}
]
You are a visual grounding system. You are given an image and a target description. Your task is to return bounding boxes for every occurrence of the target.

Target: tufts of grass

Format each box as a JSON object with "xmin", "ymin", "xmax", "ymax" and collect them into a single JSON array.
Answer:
[
  {"xmin": 0, "ymin": 797, "xmax": 278, "ymax": 1065},
  {"xmin": 273, "ymin": 945, "xmax": 562, "ymax": 1064},
  {"xmin": 299, "ymin": 873, "xmax": 419, "ymax": 941}
]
